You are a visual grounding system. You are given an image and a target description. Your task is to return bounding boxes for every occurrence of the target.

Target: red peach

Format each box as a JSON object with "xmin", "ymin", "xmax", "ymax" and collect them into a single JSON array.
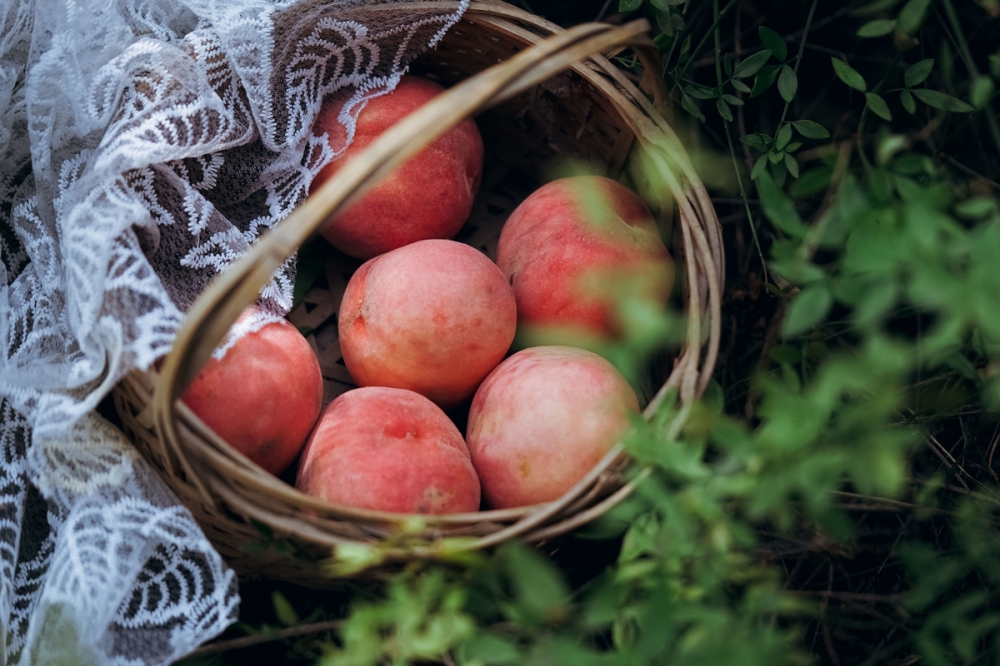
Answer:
[
  {"xmin": 496, "ymin": 175, "xmax": 672, "ymax": 342},
  {"xmin": 295, "ymin": 387, "xmax": 480, "ymax": 514},
  {"xmin": 311, "ymin": 75, "xmax": 484, "ymax": 259},
  {"xmin": 181, "ymin": 307, "xmax": 324, "ymax": 476},
  {"xmin": 466, "ymin": 346, "xmax": 639, "ymax": 509},
  {"xmin": 339, "ymin": 239, "xmax": 517, "ymax": 409}
]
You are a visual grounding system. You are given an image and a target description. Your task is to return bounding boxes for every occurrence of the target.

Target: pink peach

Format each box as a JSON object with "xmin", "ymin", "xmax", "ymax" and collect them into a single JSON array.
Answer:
[
  {"xmin": 181, "ymin": 307, "xmax": 324, "ymax": 476},
  {"xmin": 338, "ymin": 239, "xmax": 517, "ymax": 409},
  {"xmin": 311, "ymin": 75, "xmax": 484, "ymax": 259},
  {"xmin": 496, "ymin": 175, "xmax": 672, "ymax": 342},
  {"xmin": 466, "ymin": 345, "xmax": 639, "ymax": 509},
  {"xmin": 295, "ymin": 387, "xmax": 480, "ymax": 514}
]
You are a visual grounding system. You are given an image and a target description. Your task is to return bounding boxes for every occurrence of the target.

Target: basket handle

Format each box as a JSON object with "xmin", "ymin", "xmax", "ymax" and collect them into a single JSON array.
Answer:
[{"xmin": 151, "ymin": 18, "xmax": 656, "ymax": 468}]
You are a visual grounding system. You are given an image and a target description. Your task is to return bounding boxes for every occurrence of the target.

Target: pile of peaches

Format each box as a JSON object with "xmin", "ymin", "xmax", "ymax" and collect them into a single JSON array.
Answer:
[{"xmin": 180, "ymin": 76, "xmax": 673, "ymax": 514}]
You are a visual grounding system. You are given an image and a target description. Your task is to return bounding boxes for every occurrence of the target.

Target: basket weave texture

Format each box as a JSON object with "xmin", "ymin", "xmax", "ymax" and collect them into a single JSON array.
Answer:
[{"xmin": 112, "ymin": 0, "xmax": 724, "ymax": 585}]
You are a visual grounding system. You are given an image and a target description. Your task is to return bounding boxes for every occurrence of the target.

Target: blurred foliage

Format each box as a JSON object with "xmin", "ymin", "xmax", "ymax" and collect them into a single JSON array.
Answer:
[{"xmin": 186, "ymin": 1, "xmax": 1000, "ymax": 664}]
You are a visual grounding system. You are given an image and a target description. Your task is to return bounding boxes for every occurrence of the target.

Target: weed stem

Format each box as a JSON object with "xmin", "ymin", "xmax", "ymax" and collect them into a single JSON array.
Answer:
[
  {"xmin": 938, "ymin": 0, "xmax": 1000, "ymax": 158},
  {"xmin": 714, "ymin": 0, "xmax": 768, "ymax": 283}
]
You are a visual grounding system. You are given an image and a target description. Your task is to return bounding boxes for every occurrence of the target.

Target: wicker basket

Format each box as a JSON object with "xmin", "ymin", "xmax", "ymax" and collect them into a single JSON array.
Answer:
[{"xmin": 112, "ymin": 0, "xmax": 724, "ymax": 585}]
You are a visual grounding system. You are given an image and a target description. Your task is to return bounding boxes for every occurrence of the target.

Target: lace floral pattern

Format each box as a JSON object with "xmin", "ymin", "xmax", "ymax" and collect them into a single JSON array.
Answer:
[{"xmin": 0, "ymin": 0, "xmax": 467, "ymax": 662}]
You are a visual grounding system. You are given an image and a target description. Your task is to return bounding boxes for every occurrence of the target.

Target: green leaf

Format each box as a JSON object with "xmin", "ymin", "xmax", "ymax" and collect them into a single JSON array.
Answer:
[
  {"xmin": 868, "ymin": 167, "xmax": 894, "ymax": 203},
  {"xmin": 876, "ymin": 134, "xmax": 908, "ymax": 165},
  {"xmin": 272, "ymin": 591, "xmax": 299, "ymax": 627},
  {"xmin": 750, "ymin": 64, "xmax": 782, "ymax": 97},
  {"xmin": 791, "ymin": 120, "xmax": 831, "ymax": 139},
  {"xmin": 904, "ymin": 58, "xmax": 935, "ymax": 87},
  {"xmin": 784, "ymin": 152, "xmax": 800, "ymax": 178},
  {"xmin": 724, "ymin": 53, "xmax": 733, "ymax": 77},
  {"xmin": 770, "ymin": 161, "xmax": 788, "ymax": 187},
  {"xmin": 971, "ymin": 76, "xmax": 995, "ymax": 109},
  {"xmin": 759, "ymin": 26, "xmax": 787, "ymax": 61},
  {"xmin": 777, "ymin": 65, "xmax": 798, "ymax": 102},
  {"xmin": 460, "ymin": 633, "xmax": 522, "ymax": 665},
  {"xmin": 740, "ymin": 133, "xmax": 770, "ymax": 151},
  {"xmin": 733, "ymin": 50, "xmax": 773, "ymax": 78},
  {"xmin": 656, "ymin": 10, "xmax": 684, "ymax": 37},
  {"xmin": 716, "ymin": 98, "xmax": 733, "ymax": 122},
  {"xmin": 832, "ymin": 58, "xmax": 867, "ymax": 92},
  {"xmin": 681, "ymin": 94, "xmax": 705, "ymax": 122},
  {"xmin": 865, "ymin": 92, "xmax": 892, "ymax": 120},
  {"xmin": 782, "ymin": 284, "xmax": 834, "ymax": 337},
  {"xmin": 789, "ymin": 166, "xmax": 834, "ymax": 197},
  {"xmin": 954, "ymin": 197, "xmax": 997, "ymax": 219},
  {"xmin": 685, "ymin": 83, "xmax": 717, "ymax": 100},
  {"xmin": 991, "ymin": 53, "xmax": 1000, "ymax": 79},
  {"xmin": 756, "ymin": 170, "xmax": 807, "ymax": 237},
  {"xmin": 854, "ymin": 281, "xmax": 897, "ymax": 329},
  {"xmin": 891, "ymin": 153, "xmax": 931, "ymax": 176},
  {"xmin": 731, "ymin": 78, "xmax": 752, "ymax": 94},
  {"xmin": 619, "ymin": 0, "xmax": 643, "ymax": 11},
  {"xmin": 900, "ymin": 88, "xmax": 917, "ymax": 113},
  {"xmin": 721, "ymin": 93, "xmax": 744, "ymax": 105},
  {"xmin": 911, "ymin": 88, "xmax": 975, "ymax": 112},
  {"xmin": 857, "ymin": 19, "xmax": 897, "ymax": 37},
  {"xmin": 897, "ymin": 0, "xmax": 932, "ymax": 35},
  {"xmin": 775, "ymin": 123, "xmax": 793, "ymax": 150},
  {"xmin": 751, "ymin": 154, "xmax": 768, "ymax": 180},
  {"xmin": 679, "ymin": 33, "xmax": 691, "ymax": 57},
  {"xmin": 502, "ymin": 543, "xmax": 569, "ymax": 624}
]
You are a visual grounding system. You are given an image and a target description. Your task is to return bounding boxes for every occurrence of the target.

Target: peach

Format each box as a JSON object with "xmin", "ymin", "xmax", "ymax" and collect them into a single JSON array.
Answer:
[
  {"xmin": 311, "ymin": 75, "xmax": 484, "ymax": 260},
  {"xmin": 338, "ymin": 239, "xmax": 517, "ymax": 409},
  {"xmin": 496, "ymin": 175, "xmax": 672, "ymax": 342},
  {"xmin": 180, "ymin": 307, "xmax": 324, "ymax": 476},
  {"xmin": 466, "ymin": 346, "xmax": 639, "ymax": 509},
  {"xmin": 295, "ymin": 387, "xmax": 480, "ymax": 514}
]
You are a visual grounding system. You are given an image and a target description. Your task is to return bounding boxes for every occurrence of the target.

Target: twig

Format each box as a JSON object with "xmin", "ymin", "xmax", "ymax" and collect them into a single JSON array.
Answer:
[
  {"xmin": 940, "ymin": 154, "xmax": 1000, "ymax": 191},
  {"xmin": 796, "ymin": 139, "xmax": 852, "ymax": 264},
  {"xmin": 987, "ymin": 422, "xmax": 1000, "ymax": 481},
  {"xmin": 794, "ymin": 590, "xmax": 904, "ymax": 603},
  {"xmin": 734, "ymin": 5, "xmax": 754, "ymax": 172},
  {"xmin": 668, "ymin": 0, "xmax": 738, "ymax": 98},
  {"xmin": 745, "ymin": 297, "xmax": 788, "ymax": 419},
  {"xmin": 186, "ymin": 619, "xmax": 344, "ymax": 658},
  {"xmin": 937, "ymin": 0, "xmax": 1000, "ymax": 159},
  {"xmin": 714, "ymin": 0, "xmax": 769, "ymax": 284},
  {"xmin": 822, "ymin": 566, "xmax": 843, "ymax": 666},
  {"xmin": 926, "ymin": 432, "xmax": 974, "ymax": 490},
  {"xmin": 855, "ymin": 51, "xmax": 903, "ymax": 169},
  {"xmin": 778, "ymin": 0, "xmax": 820, "ymax": 127},
  {"xmin": 876, "ymin": 515, "xmax": 910, "ymax": 577},
  {"xmin": 595, "ymin": 0, "xmax": 614, "ymax": 23}
]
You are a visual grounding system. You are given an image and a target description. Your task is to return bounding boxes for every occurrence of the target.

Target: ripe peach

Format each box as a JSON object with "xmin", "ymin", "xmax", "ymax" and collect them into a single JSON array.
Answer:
[
  {"xmin": 310, "ymin": 75, "xmax": 484, "ymax": 260},
  {"xmin": 466, "ymin": 346, "xmax": 639, "ymax": 509},
  {"xmin": 339, "ymin": 239, "xmax": 517, "ymax": 409},
  {"xmin": 180, "ymin": 307, "xmax": 324, "ymax": 476},
  {"xmin": 295, "ymin": 387, "xmax": 480, "ymax": 514},
  {"xmin": 496, "ymin": 175, "xmax": 672, "ymax": 342}
]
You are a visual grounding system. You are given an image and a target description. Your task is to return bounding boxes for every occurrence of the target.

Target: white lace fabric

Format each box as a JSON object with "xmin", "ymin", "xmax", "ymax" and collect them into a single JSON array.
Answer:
[{"xmin": 0, "ymin": 1, "xmax": 468, "ymax": 663}]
